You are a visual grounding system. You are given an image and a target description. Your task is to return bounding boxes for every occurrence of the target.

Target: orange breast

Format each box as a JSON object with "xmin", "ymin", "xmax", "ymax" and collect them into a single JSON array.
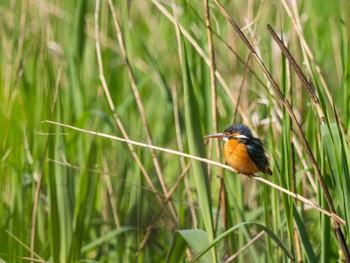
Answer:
[{"xmin": 224, "ymin": 139, "xmax": 260, "ymax": 175}]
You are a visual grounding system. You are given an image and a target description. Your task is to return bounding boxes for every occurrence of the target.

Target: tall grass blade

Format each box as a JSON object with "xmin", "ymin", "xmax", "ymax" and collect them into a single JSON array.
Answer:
[
  {"xmin": 321, "ymin": 123, "xmax": 350, "ymax": 222},
  {"xmin": 293, "ymin": 205, "xmax": 318, "ymax": 263},
  {"xmin": 280, "ymin": 50, "xmax": 294, "ymax": 256},
  {"xmin": 181, "ymin": 38, "xmax": 216, "ymax": 262},
  {"xmin": 69, "ymin": 141, "xmax": 98, "ymax": 261},
  {"xmin": 224, "ymin": 176, "xmax": 260, "ymax": 262},
  {"xmin": 48, "ymin": 122, "xmax": 73, "ymax": 262}
]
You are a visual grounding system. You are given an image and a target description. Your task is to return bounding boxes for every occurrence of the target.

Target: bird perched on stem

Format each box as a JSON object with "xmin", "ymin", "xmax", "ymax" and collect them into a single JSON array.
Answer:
[{"xmin": 205, "ymin": 123, "xmax": 272, "ymax": 176}]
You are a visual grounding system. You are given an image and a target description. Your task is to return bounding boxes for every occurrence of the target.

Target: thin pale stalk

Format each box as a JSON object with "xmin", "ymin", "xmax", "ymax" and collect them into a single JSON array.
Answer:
[
  {"xmin": 5, "ymin": 230, "xmax": 45, "ymax": 261},
  {"xmin": 41, "ymin": 120, "xmax": 346, "ymax": 226},
  {"xmin": 165, "ymin": 162, "xmax": 192, "ymax": 201},
  {"xmin": 30, "ymin": 171, "xmax": 42, "ymax": 261},
  {"xmin": 223, "ymin": 231, "xmax": 265, "ymax": 263},
  {"xmin": 94, "ymin": 0, "xmax": 176, "ymax": 224},
  {"xmin": 203, "ymin": 0, "xmax": 220, "ymax": 156},
  {"xmin": 135, "ymin": 162, "xmax": 192, "ymax": 255},
  {"xmin": 204, "ymin": 0, "xmax": 227, "ymax": 252},
  {"xmin": 101, "ymin": 157, "xmax": 121, "ymax": 228},
  {"xmin": 106, "ymin": 0, "xmax": 178, "ymax": 222},
  {"xmin": 294, "ymin": 227, "xmax": 303, "ymax": 262},
  {"xmin": 151, "ymin": 0, "xmax": 252, "ymax": 127},
  {"xmin": 136, "ymin": 225, "xmax": 154, "ymax": 256},
  {"xmin": 5, "ymin": 0, "xmax": 30, "ymax": 119},
  {"xmin": 171, "ymin": 1, "xmax": 182, "ymax": 64}
]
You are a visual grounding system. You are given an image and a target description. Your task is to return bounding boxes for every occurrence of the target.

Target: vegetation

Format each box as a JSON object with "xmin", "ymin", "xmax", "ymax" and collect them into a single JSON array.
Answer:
[{"xmin": 1, "ymin": 0, "xmax": 349, "ymax": 262}]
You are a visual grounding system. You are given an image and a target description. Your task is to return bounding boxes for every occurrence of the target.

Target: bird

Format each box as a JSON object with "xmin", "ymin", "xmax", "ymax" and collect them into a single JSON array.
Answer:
[{"xmin": 205, "ymin": 123, "xmax": 272, "ymax": 176}]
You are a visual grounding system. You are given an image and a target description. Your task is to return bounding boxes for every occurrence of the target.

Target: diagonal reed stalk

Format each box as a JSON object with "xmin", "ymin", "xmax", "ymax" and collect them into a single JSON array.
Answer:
[
  {"xmin": 151, "ymin": 0, "xmax": 252, "ymax": 127},
  {"xmin": 281, "ymin": 0, "xmax": 350, "ymax": 145},
  {"xmin": 94, "ymin": 0, "xmax": 177, "ymax": 225},
  {"xmin": 223, "ymin": 231, "xmax": 265, "ymax": 263},
  {"xmin": 266, "ymin": 24, "xmax": 350, "ymax": 261},
  {"xmin": 212, "ymin": 0, "xmax": 350, "ymax": 260},
  {"xmin": 105, "ymin": 0, "xmax": 178, "ymax": 223},
  {"xmin": 40, "ymin": 120, "xmax": 345, "ymax": 226}
]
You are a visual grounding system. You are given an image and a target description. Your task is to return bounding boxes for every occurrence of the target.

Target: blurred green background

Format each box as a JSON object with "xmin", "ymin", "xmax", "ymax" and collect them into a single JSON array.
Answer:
[{"xmin": 1, "ymin": 0, "xmax": 350, "ymax": 262}]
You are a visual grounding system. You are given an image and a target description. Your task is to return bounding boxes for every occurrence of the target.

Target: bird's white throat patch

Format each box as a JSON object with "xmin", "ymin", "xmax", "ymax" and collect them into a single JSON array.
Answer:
[{"xmin": 222, "ymin": 134, "xmax": 249, "ymax": 142}]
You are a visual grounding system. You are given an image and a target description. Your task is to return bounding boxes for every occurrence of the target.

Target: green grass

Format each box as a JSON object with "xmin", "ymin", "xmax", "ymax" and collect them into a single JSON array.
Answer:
[{"xmin": 1, "ymin": 0, "xmax": 350, "ymax": 262}]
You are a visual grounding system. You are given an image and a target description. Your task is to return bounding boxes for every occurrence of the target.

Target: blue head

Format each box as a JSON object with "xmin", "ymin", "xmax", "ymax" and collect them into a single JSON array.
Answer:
[{"xmin": 224, "ymin": 123, "xmax": 254, "ymax": 138}]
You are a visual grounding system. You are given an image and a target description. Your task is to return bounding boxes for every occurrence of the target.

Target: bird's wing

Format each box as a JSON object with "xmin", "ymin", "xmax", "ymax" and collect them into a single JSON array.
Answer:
[{"xmin": 245, "ymin": 138, "xmax": 269, "ymax": 173}]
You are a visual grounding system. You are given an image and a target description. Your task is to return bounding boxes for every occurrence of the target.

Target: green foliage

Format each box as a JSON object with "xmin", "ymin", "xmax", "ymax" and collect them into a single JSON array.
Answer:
[
  {"xmin": 181, "ymin": 39, "xmax": 216, "ymax": 262},
  {"xmin": 167, "ymin": 229, "xmax": 211, "ymax": 263},
  {"xmin": 0, "ymin": 0, "xmax": 349, "ymax": 262}
]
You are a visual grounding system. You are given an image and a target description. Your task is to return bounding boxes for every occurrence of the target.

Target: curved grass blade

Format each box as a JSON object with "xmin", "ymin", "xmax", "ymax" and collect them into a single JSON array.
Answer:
[
  {"xmin": 167, "ymin": 229, "xmax": 211, "ymax": 263},
  {"xmin": 82, "ymin": 227, "xmax": 136, "ymax": 252},
  {"xmin": 189, "ymin": 222, "xmax": 294, "ymax": 262}
]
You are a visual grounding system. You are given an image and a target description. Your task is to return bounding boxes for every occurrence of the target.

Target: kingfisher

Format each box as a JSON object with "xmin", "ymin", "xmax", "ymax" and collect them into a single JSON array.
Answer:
[{"xmin": 205, "ymin": 123, "xmax": 272, "ymax": 176}]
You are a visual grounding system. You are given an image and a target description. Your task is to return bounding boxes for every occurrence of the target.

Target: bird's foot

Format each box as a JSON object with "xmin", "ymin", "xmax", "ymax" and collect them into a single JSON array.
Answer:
[
  {"xmin": 233, "ymin": 169, "xmax": 240, "ymax": 174},
  {"xmin": 245, "ymin": 173, "xmax": 257, "ymax": 178}
]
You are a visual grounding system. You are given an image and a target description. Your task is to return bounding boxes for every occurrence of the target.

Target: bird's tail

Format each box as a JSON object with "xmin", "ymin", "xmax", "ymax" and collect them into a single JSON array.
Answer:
[{"xmin": 265, "ymin": 165, "xmax": 273, "ymax": 176}]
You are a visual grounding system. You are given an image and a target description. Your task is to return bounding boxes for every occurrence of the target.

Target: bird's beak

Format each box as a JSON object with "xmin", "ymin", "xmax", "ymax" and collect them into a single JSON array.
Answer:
[{"xmin": 204, "ymin": 132, "xmax": 228, "ymax": 139}]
